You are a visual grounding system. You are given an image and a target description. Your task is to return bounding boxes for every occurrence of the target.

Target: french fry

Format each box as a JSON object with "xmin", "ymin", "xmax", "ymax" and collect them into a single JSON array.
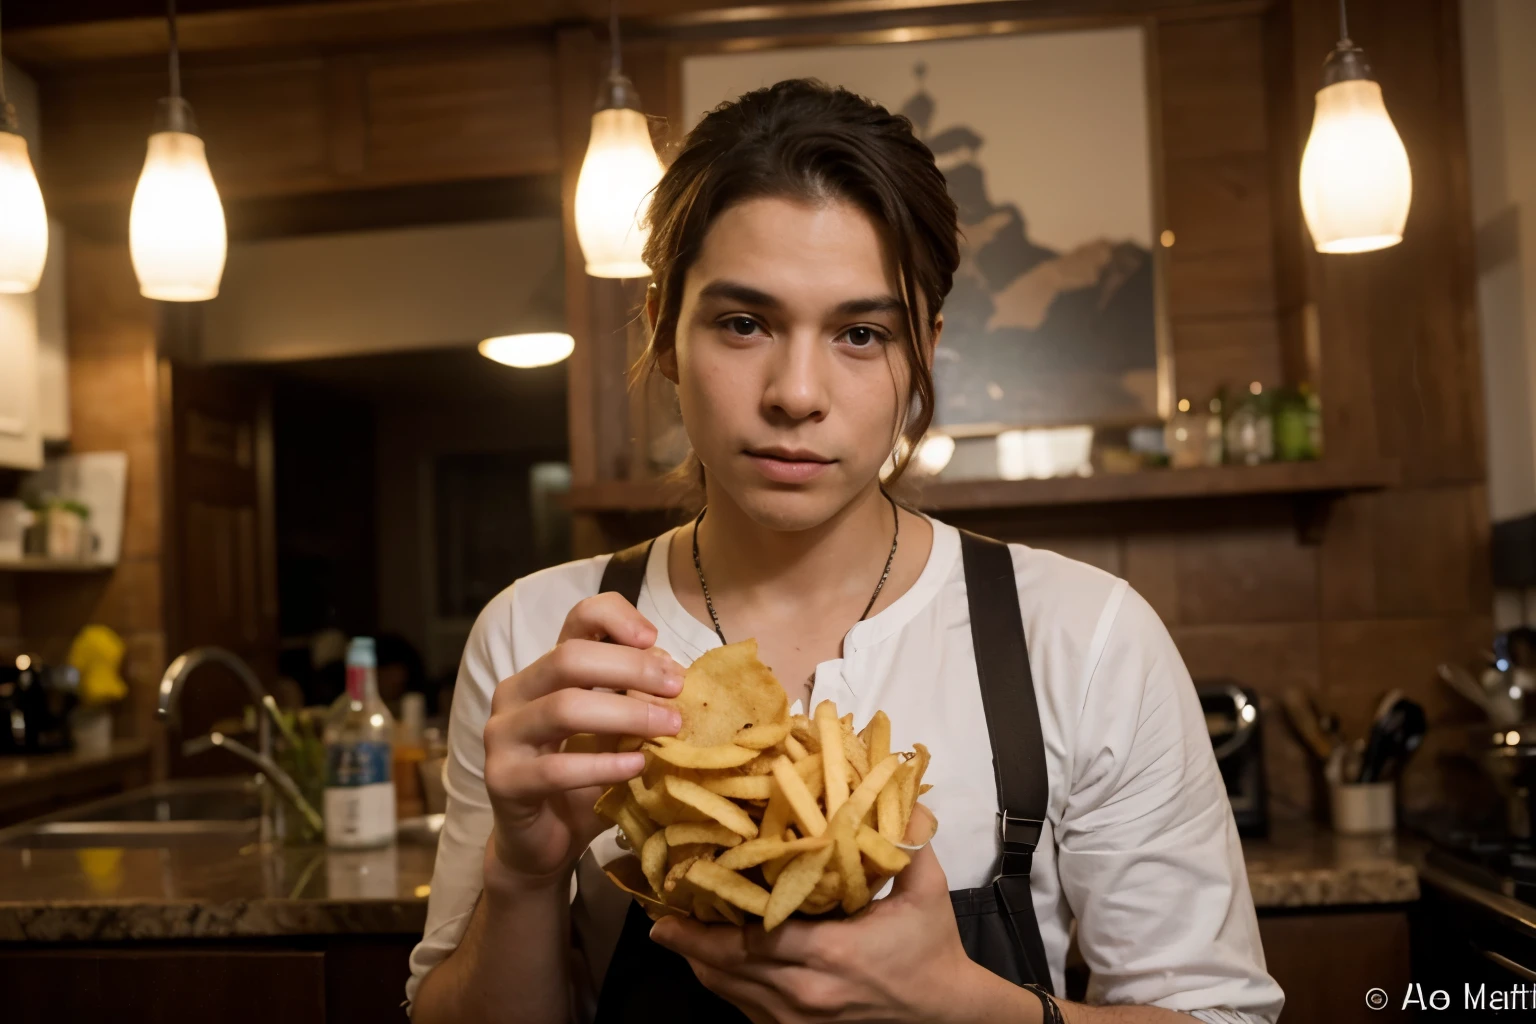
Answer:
[
  {"xmin": 663, "ymin": 776, "xmax": 760, "ymax": 839},
  {"xmin": 784, "ymin": 734, "xmax": 810, "ymax": 762},
  {"xmin": 715, "ymin": 834, "xmax": 831, "ymax": 871},
  {"xmin": 833, "ymin": 817, "xmax": 869, "ymax": 913},
  {"xmin": 790, "ymin": 714, "xmax": 820, "ymax": 752},
  {"xmin": 793, "ymin": 752, "xmax": 825, "ymax": 798},
  {"xmin": 664, "ymin": 855, "xmax": 702, "ymax": 892},
  {"xmin": 645, "ymin": 736, "xmax": 759, "ymax": 770},
  {"xmin": 641, "ymin": 830, "xmax": 669, "ymax": 894},
  {"xmin": 713, "ymin": 895, "xmax": 746, "ymax": 926},
  {"xmin": 829, "ymin": 753, "xmax": 902, "ymax": 834},
  {"xmin": 701, "ymin": 775, "xmax": 774, "ymax": 801},
  {"xmin": 664, "ymin": 822, "xmax": 744, "ymax": 848},
  {"xmin": 686, "ymin": 859, "xmax": 771, "ymax": 917},
  {"xmin": 856, "ymin": 824, "xmax": 912, "ymax": 874},
  {"xmin": 763, "ymin": 841, "xmax": 836, "ymax": 931},
  {"xmin": 877, "ymin": 759, "xmax": 905, "ymax": 842},
  {"xmin": 759, "ymin": 784, "xmax": 791, "ymax": 842},
  {"xmin": 815, "ymin": 701, "xmax": 849, "ymax": 817},
  {"xmin": 867, "ymin": 711, "xmax": 891, "ymax": 766},
  {"xmin": 841, "ymin": 720, "xmax": 870, "ymax": 778},
  {"xmin": 771, "ymin": 755, "xmax": 828, "ymax": 837}
]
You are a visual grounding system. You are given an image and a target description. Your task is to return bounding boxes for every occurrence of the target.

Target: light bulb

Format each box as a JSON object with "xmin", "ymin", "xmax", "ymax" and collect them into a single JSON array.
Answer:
[
  {"xmin": 479, "ymin": 332, "xmax": 575, "ymax": 369},
  {"xmin": 914, "ymin": 433, "xmax": 956, "ymax": 475},
  {"xmin": 129, "ymin": 128, "xmax": 227, "ymax": 301},
  {"xmin": 0, "ymin": 131, "xmax": 48, "ymax": 294},
  {"xmin": 575, "ymin": 105, "xmax": 663, "ymax": 279},
  {"xmin": 1300, "ymin": 78, "xmax": 1412, "ymax": 254}
]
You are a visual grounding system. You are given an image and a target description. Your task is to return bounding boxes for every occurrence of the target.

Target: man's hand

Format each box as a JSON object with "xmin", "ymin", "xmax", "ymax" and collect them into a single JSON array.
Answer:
[{"xmin": 648, "ymin": 807, "xmax": 1020, "ymax": 1024}]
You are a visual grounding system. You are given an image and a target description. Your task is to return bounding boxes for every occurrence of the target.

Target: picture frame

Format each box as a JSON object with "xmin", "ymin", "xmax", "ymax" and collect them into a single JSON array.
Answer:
[{"xmin": 667, "ymin": 16, "xmax": 1174, "ymax": 438}]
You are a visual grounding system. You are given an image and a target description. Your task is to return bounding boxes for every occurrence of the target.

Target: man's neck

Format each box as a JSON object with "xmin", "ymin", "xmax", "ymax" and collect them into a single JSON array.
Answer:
[{"xmin": 691, "ymin": 480, "xmax": 897, "ymax": 607}]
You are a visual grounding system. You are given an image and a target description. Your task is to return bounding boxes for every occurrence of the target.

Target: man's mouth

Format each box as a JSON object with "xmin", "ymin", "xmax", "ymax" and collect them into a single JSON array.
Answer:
[{"xmin": 743, "ymin": 447, "xmax": 836, "ymax": 483}]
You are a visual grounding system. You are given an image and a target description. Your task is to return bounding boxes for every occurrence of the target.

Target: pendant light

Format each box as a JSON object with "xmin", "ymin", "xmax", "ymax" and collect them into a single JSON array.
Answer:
[
  {"xmin": 573, "ymin": 1, "xmax": 664, "ymax": 279},
  {"xmin": 478, "ymin": 332, "xmax": 575, "ymax": 369},
  {"xmin": 1298, "ymin": 0, "xmax": 1412, "ymax": 254},
  {"xmin": 0, "ymin": 4, "xmax": 48, "ymax": 294},
  {"xmin": 129, "ymin": 0, "xmax": 227, "ymax": 301}
]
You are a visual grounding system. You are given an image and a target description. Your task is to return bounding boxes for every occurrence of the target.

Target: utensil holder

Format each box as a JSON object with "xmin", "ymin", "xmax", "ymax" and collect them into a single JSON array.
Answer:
[{"xmin": 1331, "ymin": 781, "xmax": 1395, "ymax": 835}]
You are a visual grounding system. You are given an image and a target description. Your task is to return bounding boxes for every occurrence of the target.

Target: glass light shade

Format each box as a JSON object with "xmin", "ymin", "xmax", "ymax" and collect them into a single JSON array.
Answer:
[
  {"xmin": 1299, "ymin": 79, "xmax": 1412, "ymax": 254},
  {"xmin": 914, "ymin": 433, "xmax": 956, "ymax": 476},
  {"xmin": 0, "ymin": 131, "xmax": 48, "ymax": 294},
  {"xmin": 129, "ymin": 130, "xmax": 228, "ymax": 301},
  {"xmin": 574, "ymin": 107, "xmax": 663, "ymax": 279},
  {"xmin": 479, "ymin": 332, "xmax": 575, "ymax": 369}
]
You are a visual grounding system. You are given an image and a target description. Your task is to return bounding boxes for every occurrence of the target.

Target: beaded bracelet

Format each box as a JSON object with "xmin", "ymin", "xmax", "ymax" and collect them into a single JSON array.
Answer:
[{"xmin": 1022, "ymin": 983, "xmax": 1066, "ymax": 1024}]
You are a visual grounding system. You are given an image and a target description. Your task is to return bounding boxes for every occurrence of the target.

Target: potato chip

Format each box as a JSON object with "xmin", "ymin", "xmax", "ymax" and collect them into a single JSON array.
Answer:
[
  {"xmin": 789, "ymin": 714, "xmax": 820, "ymax": 752},
  {"xmin": 671, "ymin": 639, "xmax": 789, "ymax": 746},
  {"xmin": 763, "ymin": 841, "xmax": 836, "ymax": 931},
  {"xmin": 663, "ymin": 822, "xmax": 744, "ymax": 847},
  {"xmin": 686, "ymin": 859, "xmax": 771, "ymax": 917},
  {"xmin": 770, "ymin": 755, "xmax": 827, "ymax": 837},
  {"xmin": 664, "ymin": 776, "xmax": 760, "ymax": 839},
  {"xmin": 715, "ymin": 834, "xmax": 831, "ymax": 871},
  {"xmin": 645, "ymin": 735, "xmax": 759, "ymax": 769},
  {"xmin": 641, "ymin": 831, "xmax": 669, "ymax": 894},
  {"xmin": 701, "ymin": 776, "xmax": 774, "ymax": 801},
  {"xmin": 734, "ymin": 719, "xmax": 790, "ymax": 750},
  {"xmin": 855, "ymin": 825, "xmax": 911, "ymax": 874}
]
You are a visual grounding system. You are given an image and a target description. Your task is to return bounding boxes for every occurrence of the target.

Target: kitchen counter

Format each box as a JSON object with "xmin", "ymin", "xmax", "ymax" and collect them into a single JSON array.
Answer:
[
  {"xmin": 0, "ymin": 840, "xmax": 434, "ymax": 942},
  {"xmin": 0, "ymin": 816, "xmax": 1421, "ymax": 944},
  {"xmin": 1242, "ymin": 818, "xmax": 1421, "ymax": 908},
  {"xmin": 0, "ymin": 739, "xmax": 151, "ymax": 823}
]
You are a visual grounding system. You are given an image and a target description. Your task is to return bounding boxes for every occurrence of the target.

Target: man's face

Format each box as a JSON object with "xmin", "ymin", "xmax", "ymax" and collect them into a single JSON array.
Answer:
[{"xmin": 662, "ymin": 195, "xmax": 934, "ymax": 530}]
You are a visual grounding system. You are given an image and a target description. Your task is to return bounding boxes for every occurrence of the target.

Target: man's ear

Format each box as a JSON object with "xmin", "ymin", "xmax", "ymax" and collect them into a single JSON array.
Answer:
[
  {"xmin": 927, "ymin": 313, "xmax": 944, "ymax": 368},
  {"xmin": 645, "ymin": 282, "xmax": 659, "ymax": 333}
]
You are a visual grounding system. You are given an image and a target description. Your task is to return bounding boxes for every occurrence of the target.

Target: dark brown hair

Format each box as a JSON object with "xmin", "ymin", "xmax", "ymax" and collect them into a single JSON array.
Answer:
[{"xmin": 634, "ymin": 78, "xmax": 959, "ymax": 485}]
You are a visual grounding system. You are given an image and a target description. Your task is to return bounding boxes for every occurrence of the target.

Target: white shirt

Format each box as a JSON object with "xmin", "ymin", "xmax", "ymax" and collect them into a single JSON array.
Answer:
[{"xmin": 406, "ymin": 519, "xmax": 1284, "ymax": 1023}]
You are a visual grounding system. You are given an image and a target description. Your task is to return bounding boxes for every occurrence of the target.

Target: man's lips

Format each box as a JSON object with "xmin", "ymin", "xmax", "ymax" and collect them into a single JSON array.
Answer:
[{"xmin": 744, "ymin": 448, "xmax": 835, "ymax": 483}]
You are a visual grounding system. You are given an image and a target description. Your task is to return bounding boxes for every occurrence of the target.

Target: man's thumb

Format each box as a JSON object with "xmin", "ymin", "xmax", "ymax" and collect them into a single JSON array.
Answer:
[{"xmin": 890, "ymin": 835, "xmax": 947, "ymax": 898}]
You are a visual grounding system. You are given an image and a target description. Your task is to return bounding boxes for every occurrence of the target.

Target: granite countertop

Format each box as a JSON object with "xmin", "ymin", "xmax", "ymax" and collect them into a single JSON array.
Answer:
[
  {"xmin": 0, "ymin": 816, "xmax": 1420, "ymax": 944},
  {"xmin": 0, "ymin": 839, "xmax": 435, "ymax": 942},
  {"xmin": 1241, "ymin": 818, "xmax": 1421, "ymax": 909}
]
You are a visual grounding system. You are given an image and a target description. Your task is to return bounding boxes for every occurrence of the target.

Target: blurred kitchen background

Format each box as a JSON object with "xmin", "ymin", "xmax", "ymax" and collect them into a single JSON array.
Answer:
[{"xmin": 0, "ymin": 0, "xmax": 1533, "ymax": 1021}]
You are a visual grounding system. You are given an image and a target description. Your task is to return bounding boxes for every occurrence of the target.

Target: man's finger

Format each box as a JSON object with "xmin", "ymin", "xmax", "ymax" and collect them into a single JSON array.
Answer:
[
  {"xmin": 650, "ymin": 916, "xmax": 750, "ymax": 970},
  {"xmin": 888, "ymin": 835, "xmax": 949, "ymax": 899},
  {"xmin": 517, "ymin": 639, "xmax": 684, "ymax": 701},
  {"xmin": 506, "ymin": 689, "xmax": 680, "ymax": 747},
  {"xmin": 559, "ymin": 591, "xmax": 659, "ymax": 647}
]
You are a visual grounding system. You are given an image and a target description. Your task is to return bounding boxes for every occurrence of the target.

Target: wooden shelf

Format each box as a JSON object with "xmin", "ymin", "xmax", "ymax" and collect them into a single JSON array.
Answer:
[
  {"xmin": 0, "ymin": 557, "xmax": 115, "ymax": 574},
  {"xmin": 565, "ymin": 459, "xmax": 1399, "ymax": 514}
]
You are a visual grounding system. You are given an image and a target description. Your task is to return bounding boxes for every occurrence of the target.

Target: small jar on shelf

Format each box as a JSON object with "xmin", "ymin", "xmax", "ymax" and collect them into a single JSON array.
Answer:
[
  {"xmin": 1163, "ymin": 398, "xmax": 1208, "ymax": 469},
  {"xmin": 1224, "ymin": 382, "xmax": 1274, "ymax": 466}
]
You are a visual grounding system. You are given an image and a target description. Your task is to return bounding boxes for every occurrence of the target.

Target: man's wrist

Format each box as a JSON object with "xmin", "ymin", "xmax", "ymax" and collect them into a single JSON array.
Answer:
[
  {"xmin": 482, "ymin": 835, "xmax": 572, "ymax": 905},
  {"xmin": 937, "ymin": 960, "xmax": 1047, "ymax": 1024}
]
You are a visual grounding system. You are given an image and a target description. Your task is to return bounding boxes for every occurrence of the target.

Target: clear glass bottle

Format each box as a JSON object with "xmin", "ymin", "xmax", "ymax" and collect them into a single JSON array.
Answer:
[
  {"xmin": 324, "ymin": 637, "xmax": 396, "ymax": 848},
  {"xmin": 1164, "ymin": 398, "xmax": 1206, "ymax": 469},
  {"xmin": 1225, "ymin": 382, "xmax": 1275, "ymax": 466}
]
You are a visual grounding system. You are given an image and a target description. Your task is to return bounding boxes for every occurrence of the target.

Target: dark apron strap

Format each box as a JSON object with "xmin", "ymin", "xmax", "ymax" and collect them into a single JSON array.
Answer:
[
  {"xmin": 958, "ymin": 529, "xmax": 1055, "ymax": 995},
  {"xmin": 599, "ymin": 539, "xmax": 654, "ymax": 604}
]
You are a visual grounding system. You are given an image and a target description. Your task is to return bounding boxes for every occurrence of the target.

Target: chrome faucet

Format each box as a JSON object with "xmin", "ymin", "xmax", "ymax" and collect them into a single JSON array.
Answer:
[
  {"xmin": 159, "ymin": 646, "xmax": 324, "ymax": 840},
  {"xmin": 158, "ymin": 646, "xmax": 273, "ymax": 761}
]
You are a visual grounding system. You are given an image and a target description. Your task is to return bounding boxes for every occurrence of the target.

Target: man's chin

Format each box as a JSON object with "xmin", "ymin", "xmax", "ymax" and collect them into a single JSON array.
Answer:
[{"xmin": 714, "ymin": 476, "xmax": 862, "ymax": 533}]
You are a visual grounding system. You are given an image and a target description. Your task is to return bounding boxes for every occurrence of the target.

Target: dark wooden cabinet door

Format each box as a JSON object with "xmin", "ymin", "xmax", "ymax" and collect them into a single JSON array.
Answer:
[
  {"xmin": 161, "ymin": 360, "xmax": 280, "ymax": 777},
  {"xmin": 0, "ymin": 948, "xmax": 325, "ymax": 1024},
  {"xmin": 1259, "ymin": 909, "xmax": 1413, "ymax": 1022}
]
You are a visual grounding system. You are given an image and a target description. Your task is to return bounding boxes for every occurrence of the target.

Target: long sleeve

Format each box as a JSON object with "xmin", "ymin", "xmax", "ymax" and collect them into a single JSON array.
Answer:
[{"xmin": 1054, "ymin": 585, "xmax": 1285, "ymax": 1023}]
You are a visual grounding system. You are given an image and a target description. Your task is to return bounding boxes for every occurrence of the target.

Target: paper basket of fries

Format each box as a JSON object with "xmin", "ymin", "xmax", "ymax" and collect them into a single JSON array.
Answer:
[{"xmin": 583, "ymin": 639, "xmax": 935, "ymax": 930}]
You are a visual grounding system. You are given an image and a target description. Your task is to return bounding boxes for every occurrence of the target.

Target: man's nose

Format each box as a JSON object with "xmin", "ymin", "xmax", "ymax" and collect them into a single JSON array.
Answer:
[{"xmin": 761, "ymin": 332, "xmax": 830, "ymax": 423}]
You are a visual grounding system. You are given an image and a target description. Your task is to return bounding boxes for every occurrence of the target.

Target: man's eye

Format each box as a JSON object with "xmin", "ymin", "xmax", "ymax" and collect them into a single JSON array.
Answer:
[
  {"xmin": 844, "ymin": 326, "xmax": 883, "ymax": 347},
  {"xmin": 725, "ymin": 317, "xmax": 759, "ymax": 337}
]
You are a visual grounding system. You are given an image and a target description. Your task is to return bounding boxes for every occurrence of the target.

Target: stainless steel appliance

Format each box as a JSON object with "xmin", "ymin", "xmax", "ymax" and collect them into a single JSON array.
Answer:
[{"xmin": 1197, "ymin": 680, "xmax": 1267, "ymax": 838}]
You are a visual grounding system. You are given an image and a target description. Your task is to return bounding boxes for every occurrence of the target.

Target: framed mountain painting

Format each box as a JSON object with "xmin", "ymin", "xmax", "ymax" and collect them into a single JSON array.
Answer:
[{"xmin": 678, "ymin": 22, "xmax": 1170, "ymax": 434}]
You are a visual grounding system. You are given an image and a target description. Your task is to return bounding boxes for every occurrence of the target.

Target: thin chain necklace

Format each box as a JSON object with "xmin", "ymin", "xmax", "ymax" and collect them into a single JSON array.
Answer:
[{"xmin": 690, "ymin": 495, "xmax": 900, "ymax": 645}]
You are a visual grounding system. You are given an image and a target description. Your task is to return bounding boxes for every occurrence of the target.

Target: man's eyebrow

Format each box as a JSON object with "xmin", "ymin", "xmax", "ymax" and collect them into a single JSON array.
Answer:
[{"xmin": 696, "ymin": 279, "xmax": 906, "ymax": 319}]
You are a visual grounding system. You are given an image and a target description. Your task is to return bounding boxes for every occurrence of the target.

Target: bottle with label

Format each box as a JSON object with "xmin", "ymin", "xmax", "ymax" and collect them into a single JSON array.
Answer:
[{"xmin": 324, "ymin": 637, "xmax": 396, "ymax": 848}]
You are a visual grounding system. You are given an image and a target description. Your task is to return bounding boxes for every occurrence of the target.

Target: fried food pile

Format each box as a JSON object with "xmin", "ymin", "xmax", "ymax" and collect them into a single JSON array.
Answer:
[{"xmin": 593, "ymin": 640, "xmax": 934, "ymax": 930}]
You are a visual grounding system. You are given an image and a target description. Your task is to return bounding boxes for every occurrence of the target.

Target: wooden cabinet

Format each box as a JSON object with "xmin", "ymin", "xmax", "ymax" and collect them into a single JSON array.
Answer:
[
  {"xmin": 1258, "ymin": 909, "xmax": 1414, "ymax": 1023},
  {"xmin": 0, "ymin": 936, "xmax": 416, "ymax": 1024}
]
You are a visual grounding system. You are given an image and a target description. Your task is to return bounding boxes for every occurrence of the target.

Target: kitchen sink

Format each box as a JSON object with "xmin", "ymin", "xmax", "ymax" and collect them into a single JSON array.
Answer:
[{"xmin": 0, "ymin": 778, "xmax": 265, "ymax": 848}]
